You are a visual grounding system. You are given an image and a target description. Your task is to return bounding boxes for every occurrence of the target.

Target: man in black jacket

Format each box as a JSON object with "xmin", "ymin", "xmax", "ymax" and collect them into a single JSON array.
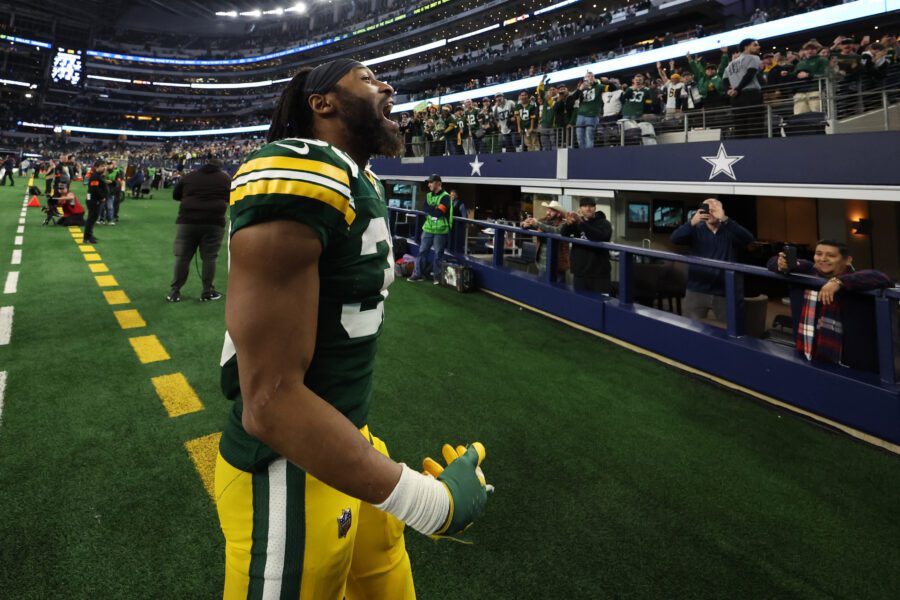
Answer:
[
  {"xmin": 83, "ymin": 161, "xmax": 107, "ymax": 244},
  {"xmin": 561, "ymin": 198, "xmax": 613, "ymax": 293},
  {"xmin": 166, "ymin": 158, "xmax": 230, "ymax": 303}
]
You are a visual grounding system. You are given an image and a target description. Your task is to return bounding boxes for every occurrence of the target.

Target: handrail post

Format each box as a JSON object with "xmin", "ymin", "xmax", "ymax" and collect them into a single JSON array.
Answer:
[
  {"xmin": 874, "ymin": 296, "xmax": 896, "ymax": 385},
  {"xmin": 683, "ymin": 112, "xmax": 689, "ymax": 143},
  {"xmin": 725, "ymin": 270, "xmax": 746, "ymax": 337},
  {"xmin": 620, "ymin": 122, "xmax": 625, "ymax": 146},
  {"xmin": 766, "ymin": 105, "xmax": 773, "ymax": 138},
  {"xmin": 388, "ymin": 208, "xmax": 398, "ymax": 236},
  {"xmin": 544, "ymin": 237, "xmax": 559, "ymax": 284},
  {"xmin": 618, "ymin": 250, "xmax": 634, "ymax": 304},
  {"xmin": 492, "ymin": 228, "xmax": 504, "ymax": 268},
  {"xmin": 883, "ymin": 90, "xmax": 890, "ymax": 131},
  {"xmin": 825, "ymin": 77, "xmax": 838, "ymax": 134}
]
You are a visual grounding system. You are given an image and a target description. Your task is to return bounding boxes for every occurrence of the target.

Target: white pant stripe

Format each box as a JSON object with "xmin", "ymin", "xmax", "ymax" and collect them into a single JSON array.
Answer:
[{"xmin": 262, "ymin": 458, "xmax": 288, "ymax": 600}]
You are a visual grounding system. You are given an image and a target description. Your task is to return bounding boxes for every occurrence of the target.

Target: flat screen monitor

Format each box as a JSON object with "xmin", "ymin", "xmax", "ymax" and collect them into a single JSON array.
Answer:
[
  {"xmin": 652, "ymin": 201, "xmax": 684, "ymax": 232},
  {"xmin": 627, "ymin": 201, "xmax": 650, "ymax": 225}
]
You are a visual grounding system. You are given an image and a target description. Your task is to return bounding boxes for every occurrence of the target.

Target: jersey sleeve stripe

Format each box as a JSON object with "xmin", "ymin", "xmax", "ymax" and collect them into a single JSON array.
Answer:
[
  {"xmin": 231, "ymin": 169, "xmax": 353, "ymax": 200},
  {"xmin": 232, "ymin": 156, "xmax": 350, "ymax": 188},
  {"xmin": 230, "ymin": 179, "xmax": 356, "ymax": 227}
]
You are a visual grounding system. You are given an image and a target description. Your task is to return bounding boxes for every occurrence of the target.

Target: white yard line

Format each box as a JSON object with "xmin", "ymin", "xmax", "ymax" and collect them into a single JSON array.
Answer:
[
  {"xmin": 0, "ymin": 306, "xmax": 13, "ymax": 345},
  {"xmin": 3, "ymin": 272, "xmax": 18, "ymax": 295},
  {"xmin": 11, "ymin": 250, "xmax": 21, "ymax": 265},
  {"xmin": 14, "ymin": 236, "xmax": 23, "ymax": 246},
  {"xmin": 16, "ymin": 226, "xmax": 24, "ymax": 234},
  {"xmin": 18, "ymin": 218, "xmax": 25, "ymax": 225},
  {"xmin": 0, "ymin": 371, "xmax": 6, "ymax": 434}
]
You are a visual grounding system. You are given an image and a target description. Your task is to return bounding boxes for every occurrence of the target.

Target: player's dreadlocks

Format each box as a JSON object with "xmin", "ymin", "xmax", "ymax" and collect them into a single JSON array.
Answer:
[{"xmin": 267, "ymin": 67, "xmax": 315, "ymax": 143}]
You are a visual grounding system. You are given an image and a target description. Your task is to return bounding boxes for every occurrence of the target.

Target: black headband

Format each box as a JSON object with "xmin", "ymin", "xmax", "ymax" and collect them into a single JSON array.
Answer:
[{"xmin": 303, "ymin": 59, "xmax": 365, "ymax": 95}]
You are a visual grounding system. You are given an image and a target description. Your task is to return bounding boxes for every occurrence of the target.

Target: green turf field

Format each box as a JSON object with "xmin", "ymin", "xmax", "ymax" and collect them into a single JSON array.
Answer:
[{"xmin": 0, "ymin": 183, "xmax": 898, "ymax": 599}]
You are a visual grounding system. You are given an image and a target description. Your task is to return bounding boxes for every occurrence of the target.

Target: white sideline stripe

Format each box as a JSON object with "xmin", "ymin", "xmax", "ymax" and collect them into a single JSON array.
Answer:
[
  {"xmin": 10, "ymin": 250, "xmax": 21, "ymax": 265},
  {"xmin": 3, "ymin": 272, "xmax": 18, "ymax": 294},
  {"xmin": 16, "ymin": 226, "xmax": 24, "ymax": 234},
  {"xmin": 0, "ymin": 306, "xmax": 13, "ymax": 345},
  {"xmin": 18, "ymin": 219, "xmax": 25, "ymax": 225},
  {"xmin": 0, "ymin": 371, "xmax": 6, "ymax": 435},
  {"xmin": 263, "ymin": 458, "xmax": 287, "ymax": 600},
  {"xmin": 14, "ymin": 236, "xmax": 23, "ymax": 246}
]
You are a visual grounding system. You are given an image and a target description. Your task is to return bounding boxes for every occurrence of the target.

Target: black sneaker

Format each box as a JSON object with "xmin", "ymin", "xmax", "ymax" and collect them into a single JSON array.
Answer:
[
  {"xmin": 201, "ymin": 290, "xmax": 223, "ymax": 302},
  {"xmin": 408, "ymin": 275, "xmax": 424, "ymax": 282},
  {"xmin": 166, "ymin": 291, "xmax": 181, "ymax": 303}
]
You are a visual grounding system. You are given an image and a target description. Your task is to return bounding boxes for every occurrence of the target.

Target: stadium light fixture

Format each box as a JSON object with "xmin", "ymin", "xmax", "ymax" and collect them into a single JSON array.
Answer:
[
  {"xmin": 87, "ymin": 74, "xmax": 132, "ymax": 83},
  {"xmin": 286, "ymin": 2, "xmax": 308, "ymax": 13},
  {"xmin": 363, "ymin": 39, "xmax": 447, "ymax": 67},
  {"xmin": 0, "ymin": 78, "xmax": 34, "ymax": 87},
  {"xmin": 264, "ymin": 8, "xmax": 285, "ymax": 15},
  {"xmin": 215, "ymin": 10, "xmax": 239, "ymax": 17},
  {"xmin": 240, "ymin": 10, "xmax": 263, "ymax": 17}
]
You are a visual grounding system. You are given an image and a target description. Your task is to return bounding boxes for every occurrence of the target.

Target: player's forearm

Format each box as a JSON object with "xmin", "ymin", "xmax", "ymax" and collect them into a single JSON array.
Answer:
[{"xmin": 240, "ymin": 378, "xmax": 402, "ymax": 504}]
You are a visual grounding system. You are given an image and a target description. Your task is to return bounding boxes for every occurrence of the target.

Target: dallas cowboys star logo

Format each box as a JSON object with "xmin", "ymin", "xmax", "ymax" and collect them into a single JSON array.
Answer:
[
  {"xmin": 469, "ymin": 155, "xmax": 484, "ymax": 176},
  {"xmin": 701, "ymin": 143, "xmax": 744, "ymax": 181}
]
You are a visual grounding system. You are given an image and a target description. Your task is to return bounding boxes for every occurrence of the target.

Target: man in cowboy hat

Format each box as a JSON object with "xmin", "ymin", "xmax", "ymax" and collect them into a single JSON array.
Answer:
[{"xmin": 521, "ymin": 200, "xmax": 569, "ymax": 277}]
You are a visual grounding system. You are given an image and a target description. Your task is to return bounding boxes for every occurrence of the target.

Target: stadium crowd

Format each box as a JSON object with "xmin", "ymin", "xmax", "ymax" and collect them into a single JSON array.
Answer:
[{"xmin": 392, "ymin": 31, "xmax": 899, "ymax": 155}]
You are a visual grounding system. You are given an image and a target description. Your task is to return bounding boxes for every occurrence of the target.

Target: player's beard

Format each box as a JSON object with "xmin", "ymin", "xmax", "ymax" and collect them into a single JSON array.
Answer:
[{"xmin": 336, "ymin": 89, "xmax": 404, "ymax": 158}]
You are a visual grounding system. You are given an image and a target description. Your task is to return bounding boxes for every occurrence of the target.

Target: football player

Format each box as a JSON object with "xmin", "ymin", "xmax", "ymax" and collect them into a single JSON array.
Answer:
[{"xmin": 215, "ymin": 58, "xmax": 491, "ymax": 600}]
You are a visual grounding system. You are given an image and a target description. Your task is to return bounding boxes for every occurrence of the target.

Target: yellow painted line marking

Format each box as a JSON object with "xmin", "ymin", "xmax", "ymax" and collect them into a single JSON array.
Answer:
[
  {"xmin": 113, "ymin": 309, "xmax": 146, "ymax": 330},
  {"xmin": 152, "ymin": 372, "xmax": 204, "ymax": 418},
  {"xmin": 78, "ymin": 245, "xmax": 96, "ymax": 253},
  {"xmin": 83, "ymin": 253, "xmax": 102, "ymax": 262},
  {"xmin": 185, "ymin": 432, "xmax": 222, "ymax": 501},
  {"xmin": 88, "ymin": 263, "xmax": 109, "ymax": 274},
  {"xmin": 103, "ymin": 290, "xmax": 130, "ymax": 305},
  {"xmin": 128, "ymin": 335, "xmax": 170, "ymax": 364},
  {"xmin": 482, "ymin": 289, "xmax": 900, "ymax": 456},
  {"xmin": 95, "ymin": 275, "xmax": 118, "ymax": 287},
  {"xmin": 67, "ymin": 227, "xmax": 81, "ymax": 233}
]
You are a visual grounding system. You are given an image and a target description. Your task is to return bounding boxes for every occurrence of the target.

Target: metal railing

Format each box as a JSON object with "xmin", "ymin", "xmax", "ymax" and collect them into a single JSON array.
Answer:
[{"xmin": 389, "ymin": 208, "xmax": 899, "ymax": 386}]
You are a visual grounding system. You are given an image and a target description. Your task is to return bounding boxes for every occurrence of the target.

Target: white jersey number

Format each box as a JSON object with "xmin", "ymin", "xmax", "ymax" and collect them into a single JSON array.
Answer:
[{"xmin": 340, "ymin": 217, "xmax": 394, "ymax": 339}]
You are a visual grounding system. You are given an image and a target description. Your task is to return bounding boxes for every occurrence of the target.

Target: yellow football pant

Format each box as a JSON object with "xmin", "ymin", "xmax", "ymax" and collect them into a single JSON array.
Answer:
[{"xmin": 215, "ymin": 426, "xmax": 416, "ymax": 600}]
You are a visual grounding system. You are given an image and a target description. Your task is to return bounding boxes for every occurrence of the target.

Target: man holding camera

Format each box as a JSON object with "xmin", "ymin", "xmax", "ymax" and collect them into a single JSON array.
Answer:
[
  {"xmin": 670, "ymin": 198, "xmax": 754, "ymax": 320},
  {"xmin": 54, "ymin": 183, "xmax": 85, "ymax": 227},
  {"xmin": 767, "ymin": 240, "xmax": 892, "ymax": 373},
  {"xmin": 561, "ymin": 198, "xmax": 613, "ymax": 293}
]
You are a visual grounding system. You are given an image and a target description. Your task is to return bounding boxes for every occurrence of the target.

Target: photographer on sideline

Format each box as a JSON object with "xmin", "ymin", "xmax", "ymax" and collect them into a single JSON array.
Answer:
[
  {"xmin": 54, "ymin": 183, "xmax": 85, "ymax": 227},
  {"xmin": 561, "ymin": 198, "xmax": 613, "ymax": 293},
  {"xmin": 409, "ymin": 174, "xmax": 450, "ymax": 284}
]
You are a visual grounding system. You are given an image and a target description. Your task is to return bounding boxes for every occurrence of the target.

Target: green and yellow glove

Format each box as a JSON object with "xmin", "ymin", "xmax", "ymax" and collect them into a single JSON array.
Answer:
[{"xmin": 423, "ymin": 442, "xmax": 492, "ymax": 536}]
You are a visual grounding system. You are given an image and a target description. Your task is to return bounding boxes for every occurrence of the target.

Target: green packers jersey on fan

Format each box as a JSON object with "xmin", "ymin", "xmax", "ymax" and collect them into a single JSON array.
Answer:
[{"xmin": 219, "ymin": 138, "xmax": 394, "ymax": 472}]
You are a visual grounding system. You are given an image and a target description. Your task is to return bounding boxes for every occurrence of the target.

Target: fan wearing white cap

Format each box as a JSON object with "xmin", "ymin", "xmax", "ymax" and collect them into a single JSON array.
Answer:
[{"xmin": 521, "ymin": 200, "xmax": 570, "ymax": 276}]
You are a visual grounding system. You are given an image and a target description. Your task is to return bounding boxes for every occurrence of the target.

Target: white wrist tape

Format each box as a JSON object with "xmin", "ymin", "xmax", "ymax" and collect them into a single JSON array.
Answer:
[{"xmin": 374, "ymin": 463, "xmax": 449, "ymax": 535}]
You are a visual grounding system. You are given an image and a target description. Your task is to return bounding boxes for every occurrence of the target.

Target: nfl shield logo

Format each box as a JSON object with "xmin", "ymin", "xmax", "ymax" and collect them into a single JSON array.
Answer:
[{"xmin": 337, "ymin": 508, "xmax": 352, "ymax": 538}]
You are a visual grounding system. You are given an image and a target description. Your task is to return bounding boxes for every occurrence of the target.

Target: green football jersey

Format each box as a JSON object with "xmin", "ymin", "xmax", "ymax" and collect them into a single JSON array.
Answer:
[
  {"xmin": 219, "ymin": 137, "xmax": 395, "ymax": 472},
  {"xmin": 464, "ymin": 109, "xmax": 480, "ymax": 135},
  {"xmin": 577, "ymin": 82, "xmax": 603, "ymax": 117},
  {"xmin": 623, "ymin": 87, "xmax": 652, "ymax": 119},
  {"xmin": 515, "ymin": 103, "xmax": 535, "ymax": 130}
]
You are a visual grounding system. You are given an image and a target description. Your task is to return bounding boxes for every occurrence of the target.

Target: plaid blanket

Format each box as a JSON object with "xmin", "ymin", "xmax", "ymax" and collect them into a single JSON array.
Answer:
[{"xmin": 796, "ymin": 289, "xmax": 843, "ymax": 363}]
